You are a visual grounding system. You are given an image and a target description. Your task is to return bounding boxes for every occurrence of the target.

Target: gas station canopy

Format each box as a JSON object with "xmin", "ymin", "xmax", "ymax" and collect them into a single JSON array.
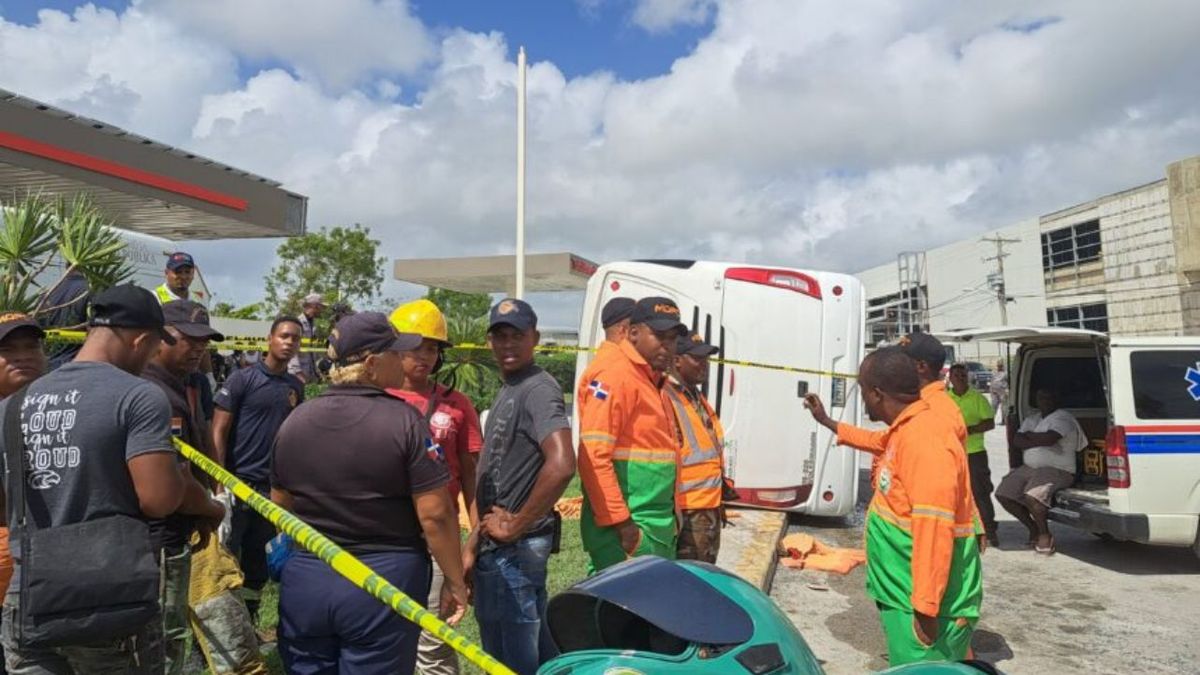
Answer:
[
  {"xmin": 0, "ymin": 88, "xmax": 306, "ymax": 239},
  {"xmin": 394, "ymin": 252, "xmax": 599, "ymax": 294}
]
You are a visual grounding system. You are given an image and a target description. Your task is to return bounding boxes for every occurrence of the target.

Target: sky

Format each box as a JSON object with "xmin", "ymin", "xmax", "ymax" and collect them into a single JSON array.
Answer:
[{"xmin": 2, "ymin": 0, "xmax": 1199, "ymax": 326}]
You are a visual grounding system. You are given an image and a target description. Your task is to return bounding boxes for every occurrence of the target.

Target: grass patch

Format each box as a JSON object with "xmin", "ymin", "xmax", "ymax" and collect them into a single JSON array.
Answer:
[{"xmin": 253, "ymin": 485, "xmax": 590, "ymax": 675}]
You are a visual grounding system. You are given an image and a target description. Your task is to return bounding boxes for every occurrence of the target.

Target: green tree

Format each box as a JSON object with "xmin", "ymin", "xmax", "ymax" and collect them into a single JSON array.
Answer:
[
  {"xmin": 263, "ymin": 224, "xmax": 385, "ymax": 316},
  {"xmin": 211, "ymin": 301, "xmax": 264, "ymax": 320},
  {"xmin": 0, "ymin": 193, "xmax": 132, "ymax": 316},
  {"xmin": 437, "ymin": 313, "xmax": 500, "ymax": 411},
  {"xmin": 424, "ymin": 287, "xmax": 491, "ymax": 320}
]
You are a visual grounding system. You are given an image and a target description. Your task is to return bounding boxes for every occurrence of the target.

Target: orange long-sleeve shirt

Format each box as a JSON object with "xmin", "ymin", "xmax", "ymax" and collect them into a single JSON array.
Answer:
[
  {"xmin": 866, "ymin": 399, "xmax": 982, "ymax": 618},
  {"xmin": 576, "ymin": 340, "xmax": 678, "ymax": 527},
  {"xmin": 837, "ymin": 381, "xmax": 967, "ymax": 456}
]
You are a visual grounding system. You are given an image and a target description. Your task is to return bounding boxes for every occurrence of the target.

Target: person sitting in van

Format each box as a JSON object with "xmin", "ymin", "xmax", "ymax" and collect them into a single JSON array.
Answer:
[{"xmin": 995, "ymin": 388, "xmax": 1087, "ymax": 554}]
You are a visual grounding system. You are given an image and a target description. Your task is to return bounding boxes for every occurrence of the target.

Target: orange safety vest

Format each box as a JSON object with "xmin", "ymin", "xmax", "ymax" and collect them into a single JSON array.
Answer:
[{"xmin": 664, "ymin": 381, "xmax": 725, "ymax": 511}]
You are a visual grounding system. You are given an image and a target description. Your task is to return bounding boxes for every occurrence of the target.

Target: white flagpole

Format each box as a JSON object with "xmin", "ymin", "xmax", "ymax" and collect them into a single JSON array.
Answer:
[{"xmin": 515, "ymin": 46, "xmax": 527, "ymax": 299}]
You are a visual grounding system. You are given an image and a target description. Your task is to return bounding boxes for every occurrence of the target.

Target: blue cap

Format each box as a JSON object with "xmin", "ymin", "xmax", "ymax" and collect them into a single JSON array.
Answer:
[
  {"xmin": 488, "ymin": 298, "xmax": 537, "ymax": 332},
  {"xmin": 166, "ymin": 252, "xmax": 195, "ymax": 271}
]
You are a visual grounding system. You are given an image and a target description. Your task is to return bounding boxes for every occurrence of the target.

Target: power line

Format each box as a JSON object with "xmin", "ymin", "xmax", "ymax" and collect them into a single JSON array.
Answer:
[{"xmin": 982, "ymin": 234, "xmax": 1020, "ymax": 325}]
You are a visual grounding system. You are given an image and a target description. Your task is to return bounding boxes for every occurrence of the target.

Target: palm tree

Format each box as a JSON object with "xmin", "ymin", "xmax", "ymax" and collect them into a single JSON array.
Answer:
[
  {"xmin": 437, "ymin": 312, "xmax": 501, "ymax": 411},
  {"xmin": 0, "ymin": 193, "xmax": 132, "ymax": 316}
]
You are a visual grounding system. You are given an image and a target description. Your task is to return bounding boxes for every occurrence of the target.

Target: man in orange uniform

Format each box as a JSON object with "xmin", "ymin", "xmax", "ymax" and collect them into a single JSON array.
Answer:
[
  {"xmin": 664, "ymin": 332, "xmax": 726, "ymax": 563},
  {"xmin": 848, "ymin": 347, "xmax": 983, "ymax": 665},
  {"xmin": 806, "ymin": 333, "xmax": 965, "ymax": 479},
  {"xmin": 578, "ymin": 297, "xmax": 687, "ymax": 572}
]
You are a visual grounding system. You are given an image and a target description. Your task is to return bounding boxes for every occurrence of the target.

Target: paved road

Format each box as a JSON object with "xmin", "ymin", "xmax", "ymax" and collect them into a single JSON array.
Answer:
[{"xmin": 771, "ymin": 428, "xmax": 1200, "ymax": 674}]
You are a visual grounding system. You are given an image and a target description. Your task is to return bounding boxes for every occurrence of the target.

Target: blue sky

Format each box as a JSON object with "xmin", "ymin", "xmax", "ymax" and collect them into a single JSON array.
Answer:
[{"xmin": 0, "ymin": 0, "xmax": 713, "ymax": 83}]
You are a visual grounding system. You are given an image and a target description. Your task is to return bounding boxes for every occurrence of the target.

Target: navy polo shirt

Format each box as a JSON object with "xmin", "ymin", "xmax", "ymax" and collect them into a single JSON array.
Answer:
[
  {"xmin": 215, "ymin": 361, "xmax": 304, "ymax": 486},
  {"xmin": 271, "ymin": 385, "xmax": 450, "ymax": 552}
]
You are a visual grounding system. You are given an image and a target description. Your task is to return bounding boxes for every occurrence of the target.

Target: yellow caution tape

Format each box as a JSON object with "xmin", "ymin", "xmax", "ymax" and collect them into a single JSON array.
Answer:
[
  {"xmin": 173, "ymin": 438, "xmax": 517, "ymax": 675},
  {"xmin": 46, "ymin": 329, "xmax": 857, "ymax": 379}
]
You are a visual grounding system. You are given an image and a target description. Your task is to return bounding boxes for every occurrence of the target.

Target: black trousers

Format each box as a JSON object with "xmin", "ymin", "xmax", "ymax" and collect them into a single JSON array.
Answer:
[{"xmin": 968, "ymin": 452, "xmax": 997, "ymax": 535}]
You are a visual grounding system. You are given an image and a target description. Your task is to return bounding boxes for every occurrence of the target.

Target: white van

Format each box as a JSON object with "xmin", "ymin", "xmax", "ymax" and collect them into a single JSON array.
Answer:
[
  {"xmin": 938, "ymin": 327, "xmax": 1200, "ymax": 558},
  {"xmin": 575, "ymin": 260, "xmax": 865, "ymax": 516}
]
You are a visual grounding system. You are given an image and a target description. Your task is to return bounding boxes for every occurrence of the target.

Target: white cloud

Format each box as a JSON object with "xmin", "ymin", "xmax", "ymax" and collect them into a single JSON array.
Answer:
[
  {"xmin": 3, "ymin": 0, "xmax": 1200, "ymax": 324},
  {"xmin": 0, "ymin": 4, "xmax": 237, "ymax": 140},
  {"xmin": 630, "ymin": 0, "xmax": 717, "ymax": 32},
  {"xmin": 139, "ymin": 0, "xmax": 433, "ymax": 90}
]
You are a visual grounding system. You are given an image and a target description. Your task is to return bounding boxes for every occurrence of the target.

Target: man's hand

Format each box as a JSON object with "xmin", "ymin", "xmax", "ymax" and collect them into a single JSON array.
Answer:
[
  {"xmin": 462, "ymin": 529, "xmax": 478, "ymax": 605},
  {"xmin": 913, "ymin": 612, "xmax": 939, "ymax": 647},
  {"xmin": 803, "ymin": 394, "xmax": 837, "ymax": 432},
  {"xmin": 440, "ymin": 578, "xmax": 469, "ymax": 626},
  {"xmin": 480, "ymin": 506, "xmax": 523, "ymax": 544},
  {"xmin": 192, "ymin": 497, "xmax": 226, "ymax": 551},
  {"xmin": 615, "ymin": 519, "xmax": 641, "ymax": 555}
]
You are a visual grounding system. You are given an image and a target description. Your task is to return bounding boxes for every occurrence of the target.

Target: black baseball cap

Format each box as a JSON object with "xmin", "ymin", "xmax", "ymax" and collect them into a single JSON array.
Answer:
[
  {"xmin": 677, "ymin": 331, "xmax": 719, "ymax": 357},
  {"xmin": 899, "ymin": 331, "xmax": 946, "ymax": 370},
  {"xmin": 631, "ymin": 297, "xmax": 687, "ymax": 334},
  {"xmin": 166, "ymin": 252, "xmax": 195, "ymax": 271},
  {"xmin": 488, "ymin": 298, "xmax": 538, "ymax": 332},
  {"xmin": 601, "ymin": 297, "xmax": 636, "ymax": 329},
  {"xmin": 0, "ymin": 312, "xmax": 45, "ymax": 343},
  {"xmin": 327, "ymin": 311, "xmax": 421, "ymax": 366},
  {"xmin": 88, "ymin": 284, "xmax": 175, "ymax": 345},
  {"xmin": 162, "ymin": 300, "xmax": 224, "ymax": 341}
]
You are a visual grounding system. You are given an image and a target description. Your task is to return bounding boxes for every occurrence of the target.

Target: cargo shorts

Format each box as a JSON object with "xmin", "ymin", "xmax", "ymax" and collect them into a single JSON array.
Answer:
[{"xmin": 996, "ymin": 464, "xmax": 1075, "ymax": 508}]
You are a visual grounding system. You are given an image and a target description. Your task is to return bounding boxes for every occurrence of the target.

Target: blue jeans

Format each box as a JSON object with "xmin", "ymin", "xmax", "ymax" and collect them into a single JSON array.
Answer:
[
  {"xmin": 473, "ymin": 534, "xmax": 556, "ymax": 675},
  {"xmin": 279, "ymin": 550, "xmax": 431, "ymax": 675}
]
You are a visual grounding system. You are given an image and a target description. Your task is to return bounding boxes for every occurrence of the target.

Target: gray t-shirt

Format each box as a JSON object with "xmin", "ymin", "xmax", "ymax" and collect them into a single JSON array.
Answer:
[
  {"xmin": 2, "ymin": 362, "xmax": 174, "ymax": 566},
  {"xmin": 476, "ymin": 365, "xmax": 569, "ymax": 551}
]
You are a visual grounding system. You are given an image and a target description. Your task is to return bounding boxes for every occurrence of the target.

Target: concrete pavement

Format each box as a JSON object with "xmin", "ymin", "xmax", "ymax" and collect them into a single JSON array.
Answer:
[{"xmin": 770, "ymin": 427, "xmax": 1200, "ymax": 674}]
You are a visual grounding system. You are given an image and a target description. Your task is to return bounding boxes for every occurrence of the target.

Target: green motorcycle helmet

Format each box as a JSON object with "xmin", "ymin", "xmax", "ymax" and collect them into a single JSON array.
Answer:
[{"xmin": 538, "ymin": 556, "xmax": 825, "ymax": 675}]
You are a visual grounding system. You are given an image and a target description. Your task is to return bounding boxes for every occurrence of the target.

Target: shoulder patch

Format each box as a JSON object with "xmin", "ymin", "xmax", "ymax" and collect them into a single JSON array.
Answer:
[{"xmin": 588, "ymin": 380, "xmax": 609, "ymax": 401}]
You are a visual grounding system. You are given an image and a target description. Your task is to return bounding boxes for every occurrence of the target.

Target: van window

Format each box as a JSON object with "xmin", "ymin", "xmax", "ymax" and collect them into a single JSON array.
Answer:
[
  {"xmin": 1130, "ymin": 350, "xmax": 1200, "ymax": 420},
  {"xmin": 1027, "ymin": 356, "xmax": 1106, "ymax": 409}
]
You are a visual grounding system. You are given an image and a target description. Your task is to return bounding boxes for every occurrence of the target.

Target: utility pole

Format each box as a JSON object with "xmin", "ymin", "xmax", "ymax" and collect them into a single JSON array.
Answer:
[
  {"xmin": 515, "ymin": 46, "xmax": 527, "ymax": 299},
  {"xmin": 982, "ymin": 235, "xmax": 1019, "ymax": 325}
]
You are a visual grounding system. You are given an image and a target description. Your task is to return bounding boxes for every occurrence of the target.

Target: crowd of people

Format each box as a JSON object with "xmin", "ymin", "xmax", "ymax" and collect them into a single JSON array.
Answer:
[
  {"xmin": 0, "ymin": 252, "xmax": 737, "ymax": 675},
  {"xmin": 0, "ymin": 249, "xmax": 1089, "ymax": 674}
]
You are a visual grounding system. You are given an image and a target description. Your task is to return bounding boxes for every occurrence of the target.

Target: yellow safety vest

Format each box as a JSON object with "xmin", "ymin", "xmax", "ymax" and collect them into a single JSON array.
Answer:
[
  {"xmin": 155, "ymin": 284, "xmax": 179, "ymax": 304},
  {"xmin": 664, "ymin": 382, "xmax": 725, "ymax": 511}
]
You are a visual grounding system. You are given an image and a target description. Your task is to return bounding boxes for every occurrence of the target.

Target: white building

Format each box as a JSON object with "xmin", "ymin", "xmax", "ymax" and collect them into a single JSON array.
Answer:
[{"xmin": 855, "ymin": 154, "xmax": 1200, "ymax": 361}]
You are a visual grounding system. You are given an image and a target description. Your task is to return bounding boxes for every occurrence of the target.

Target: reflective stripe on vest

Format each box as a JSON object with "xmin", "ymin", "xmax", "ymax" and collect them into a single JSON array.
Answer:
[{"xmin": 665, "ymin": 385, "xmax": 724, "ymax": 510}]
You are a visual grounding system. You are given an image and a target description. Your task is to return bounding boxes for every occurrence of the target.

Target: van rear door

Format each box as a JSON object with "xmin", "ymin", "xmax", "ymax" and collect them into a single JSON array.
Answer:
[
  {"xmin": 1109, "ymin": 340, "xmax": 1200, "ymax": 530},
  {"xmin": 718, "ymin": 267, "xmax": 828, "ymax": 511}
]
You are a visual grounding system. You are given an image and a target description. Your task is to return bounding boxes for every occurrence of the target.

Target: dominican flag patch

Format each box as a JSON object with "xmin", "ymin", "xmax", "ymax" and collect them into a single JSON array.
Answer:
[
  {"xmin": 588, "ymin": 380, "xmax": 609, "ymax": 401},
  {"xmin": 425, "ymin": 438, "xmax": 445, "ymax": 463}
]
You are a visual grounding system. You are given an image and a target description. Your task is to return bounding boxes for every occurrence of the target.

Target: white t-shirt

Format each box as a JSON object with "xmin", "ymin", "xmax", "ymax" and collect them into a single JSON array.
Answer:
[{"xmin": 1019, "ymin": 409, "xmax": 1087, "ymax": 473}]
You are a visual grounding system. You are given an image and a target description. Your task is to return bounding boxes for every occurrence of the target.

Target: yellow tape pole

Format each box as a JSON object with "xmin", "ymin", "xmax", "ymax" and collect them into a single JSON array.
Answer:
[{"xmin": 173, "ymin": 439, "xmax": 517, "ymax": 675}]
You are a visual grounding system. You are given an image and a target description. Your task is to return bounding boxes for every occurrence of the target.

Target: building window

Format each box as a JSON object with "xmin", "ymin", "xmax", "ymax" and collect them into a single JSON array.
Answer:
[
  {"xmin": 1041, "ymin": 219, "xmax": 1101, "ymax": 271},
  {"xmin": 1047, "ymin": 302, "xmax": 1108, "ymax": 332}
]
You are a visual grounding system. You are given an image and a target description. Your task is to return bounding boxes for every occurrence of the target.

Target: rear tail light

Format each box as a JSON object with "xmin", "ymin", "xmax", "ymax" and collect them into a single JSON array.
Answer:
[
  {"xmin": 725, "ymin": 267, "xmax": 821, "ymax": 299},
  {"xmin": 1106, "ymin": 425, "xmax": 1130, "ymax": 489}
]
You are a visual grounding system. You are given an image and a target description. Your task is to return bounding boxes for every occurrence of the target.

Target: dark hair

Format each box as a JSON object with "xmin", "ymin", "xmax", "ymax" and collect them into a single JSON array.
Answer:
[
  {"xmin": 862, "ymin": 347, "xmax": 920, "ymax": 397},
  {"xmin": 270, "ymin": 315, "xmax": 302, "ymax": 335}
]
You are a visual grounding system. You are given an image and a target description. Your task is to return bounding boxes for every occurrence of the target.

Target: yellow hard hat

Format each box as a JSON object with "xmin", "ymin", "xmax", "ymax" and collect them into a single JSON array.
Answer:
[{"xmin": 389, "ymin": 299, "xmax": 451, "ymax": 346}]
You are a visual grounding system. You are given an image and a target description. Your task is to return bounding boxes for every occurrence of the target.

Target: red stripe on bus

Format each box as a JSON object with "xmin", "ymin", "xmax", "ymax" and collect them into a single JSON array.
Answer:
[
  {"xmin": 0, "ymin": 131, "xmax": 248, "ymax": 211},
  {"xmin": 1125, "ymin": 424, "xmax": 1200, "ymax": 433}
]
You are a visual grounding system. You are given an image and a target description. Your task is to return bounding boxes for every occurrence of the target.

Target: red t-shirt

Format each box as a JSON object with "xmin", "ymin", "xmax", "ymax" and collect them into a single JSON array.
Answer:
[{"xmin": 386, "ymin": 384, "xmax": 483, "ymax": 503}]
